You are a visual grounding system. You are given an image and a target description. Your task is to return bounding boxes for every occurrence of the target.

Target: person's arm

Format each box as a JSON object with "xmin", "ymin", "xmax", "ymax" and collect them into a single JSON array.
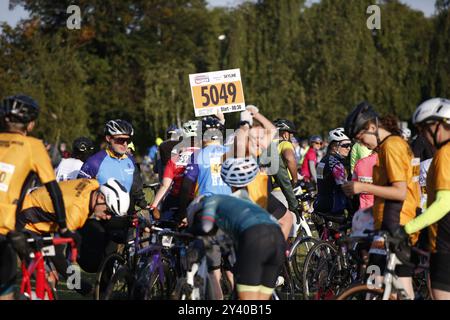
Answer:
[
  {"xmin": 272, "ymin": 155, "xmax": 299, "ymax": 214},
  {"xmin": 152, "ymin": 178, "xmax": 172, "ymax": 208},
  {"xmin": 282, "ymin": 148, "xmax": 298, "ymax": 185},
  {"xmin": 130, "ymin": 162, "xmax": 148, "ymax": 210},
  {"xmin": 308, "ymin": 160, "xmax": 317, "ymax": 182},
  {"xmin": 405, "ymin": 190, "xmax": 450, "ymax": 234},
  {"xmin": 45, "ymin": 181, "xmax": 68, "ymax": 230},
  {"xmin": 247, "ymin": 105, "xmax": 277, "ymax": 143},
  {"xmin": 343, "ymin": 180, "xmax": 407, "ymax": 201}
]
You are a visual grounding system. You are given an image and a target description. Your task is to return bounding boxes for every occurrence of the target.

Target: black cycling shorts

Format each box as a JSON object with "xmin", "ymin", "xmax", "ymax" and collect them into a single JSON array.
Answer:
[
  {"xmin": 234, "ymin": 224, "xmax": 285, "ymax": 289},
  {"xmin": 430, "ymin": 252, "xmax": 450, "ymax": 292},
  {"xmin": 267, "ymin": 193, "xmax": 287, "ymax": 220},
  {"xmin": 0, "ymin": 237, "xmax": 17, "ymax": 296}
]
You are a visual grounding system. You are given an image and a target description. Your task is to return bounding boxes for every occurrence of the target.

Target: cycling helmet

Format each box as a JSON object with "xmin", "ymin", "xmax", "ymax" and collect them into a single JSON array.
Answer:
[
  {"xmin": 401, "ymin": 128, "xmax": 411, "ymax": 140},
  {"xmin": 202, "ymin": 116, "xmax": 224, "ymax": 140},
  {"xmin": 166, "ymin": 124, "xmax": 178, "ymax": 135},
  {"xmin": 99, "ymin": 178, "xmax": 130, "ymax": 216},
  {"xmin": 309, "ymin": 135, "xmax": 323, "ymax": 145},
  {"xmin": 328, "ymin": 127, "xmax": 350, "ymax": 143},
  {"xmin": 220, "ymin": 157, "xmax": 259, "ymax": 188},
  {"xmin": 104, "ymin": 119, "xmax": 134, "ymax": 136},
  {"xmin": 182, "ymin": 120, "xmax": 200, "ymax": 137},
  {"xmin": 72, "ymin": 136, "xmax": 94, "ymax": 154},
  {"xmin": 1, "ymin": 95, "xmax": 39, "ymax": 123},
  {"xmin": 274, "ymin": 119, "xmax": 296, "ymax": 134},
  {"xmin": 412, "ymin": 98, "xmax": 450, "ymax": 125},
  {"xmin": 344, "ymin": 101, "xmax": 379, "ymax": 139}
]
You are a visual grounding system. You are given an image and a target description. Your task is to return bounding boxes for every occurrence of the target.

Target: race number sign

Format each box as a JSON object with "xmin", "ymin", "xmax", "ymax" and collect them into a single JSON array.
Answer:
[{"xmin": 189, "ymin": 69, "xmax": 245, "ymax": 117}]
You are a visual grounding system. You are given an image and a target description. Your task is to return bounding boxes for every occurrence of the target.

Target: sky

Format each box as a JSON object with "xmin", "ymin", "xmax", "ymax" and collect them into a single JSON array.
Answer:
[{"xmin": 0, "ymin": 0, "xmax": 437, "ymax": 27}]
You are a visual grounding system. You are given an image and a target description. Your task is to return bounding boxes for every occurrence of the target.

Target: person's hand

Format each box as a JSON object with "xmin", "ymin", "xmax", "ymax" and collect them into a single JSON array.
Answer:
[
  {"xmin": 391, "ymin": 225, "xmax": 410, "ymax": 244},
  {"xmin": 7, "ymin": 230, "xmax": 31, "ymax": 260},
  {"xmin": 240, "ymin": 110, "xmax": 253, "ymax": 127},
  {"xmin": 149, "ymin": 205, "xmax": 160, "ymax": 220},
  {"xmin": 178, "ymin": 218, "xmax": 188, "ymax": 228},
  {"xmin": 342, "ymin": 181, "xmax": 361, "ymax": 197},
  {"xmin": 59, "ymin": 228, "xmax": 82, "ymax": 250},
  {"xmin": 214, "ymin": 108, "xmax": 225, "ymax": 124},
  {"xmin": 246, "ymin": 105, "xmax": 259, "ymax": 116}
]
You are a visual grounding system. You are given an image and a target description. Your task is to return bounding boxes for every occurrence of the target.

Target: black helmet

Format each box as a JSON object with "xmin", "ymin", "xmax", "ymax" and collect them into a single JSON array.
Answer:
[
  {"xmin": 274, "ymin": 119, "xmax": 296, "ymax": 134},
  {"xmin": 344, "ymin": 101, "xmax": 379, "ymax": 139},
  {"xmin": 73, "ymin": 136, "xmax": 94, "ymax": 153},
  {"xmin": 104, "ymin": 119, "xmax": 134, "ymax": 136},
  {"xmin": 1, "ymin": 95, "xmax": 39, "ymax": 123},
  {"xmin": 201, "ymin": 116, "xmax": 224, "ymax": 133}
]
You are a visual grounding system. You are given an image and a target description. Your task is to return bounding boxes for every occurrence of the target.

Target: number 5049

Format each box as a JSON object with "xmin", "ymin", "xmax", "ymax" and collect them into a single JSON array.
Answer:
[{"xmin": 201, "ymin": 83, "xmax": 237, "ymax": 107}]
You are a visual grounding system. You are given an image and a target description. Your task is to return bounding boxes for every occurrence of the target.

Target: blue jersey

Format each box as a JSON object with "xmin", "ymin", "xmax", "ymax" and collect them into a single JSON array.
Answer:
[
  {"xmin": 199, "ymin": 194, "xmax": 279, "ymax": 241},
  {"xmin": 77, "ymin": 149, "xmax": 135, "ymax": 192},
  {"xmin": 184, "ymin": 144, "xmax": 231, "ymax": 196}
]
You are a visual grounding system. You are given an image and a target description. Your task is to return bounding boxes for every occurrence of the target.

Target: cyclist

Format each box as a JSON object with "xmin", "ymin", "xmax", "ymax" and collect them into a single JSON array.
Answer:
[
  {"xmin": 150, "ymin": 120, "xmax": 201, "ymax": 220},
  {"xmin": 273, "ymin": 119, "xmax": 298, "ymax": 186},
  {"xmin": 352, "ymin": 151, "xmax": 378, "ymax": 210},
  {"xmin": 314, "ymin": 127, "xmax": 352, "ymax": 216},
  {"xmin": 234, "ymin": 107, "xmax": 298, "ymax": 240},
  {"xmin": 300, "ymin": 135, "xmax": 323, "ymax": 190},
  {"xmin": 179, "ymin": 115, "xmax": 230, "ymax": 300},
  {"xmin": 78, "ymin": 119, "xmax": 147, "ymax": 211},
  {"xmin": 342, "ymin": 101, "xmax": 421, "ymax": 299},
  {"xmin": 0, "ymin": 95, "xmax": 74, "ymax": 300},
  {"xmin": 398, "ymin": 98, "xmax": 450, "ymax": 300},
  {"xmin": 16, "ymin": 178, "xmax": 129, "ymax": 296},
  {"xmin": 55, "ymin": 137, "xmax": 95, "ymax": 182},
  {"xmin": 186, "ymin": 193, "xmax": 284, "ymax": 300}
]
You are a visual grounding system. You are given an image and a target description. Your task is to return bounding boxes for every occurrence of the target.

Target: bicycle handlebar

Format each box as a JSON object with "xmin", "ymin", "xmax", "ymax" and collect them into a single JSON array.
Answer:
[{"xmin": 26, "ymin": 236, "xmax": 78, "ymax": 263}]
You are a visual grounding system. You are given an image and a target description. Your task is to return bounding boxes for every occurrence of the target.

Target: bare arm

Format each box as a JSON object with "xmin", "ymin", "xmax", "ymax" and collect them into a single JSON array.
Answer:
[
  {"xmin": 151, "ymin": 177, "xmax": 172, "ymax": 208},
  {"xmin": 282, "ymin": 148, "xmax": 298, "ymax": 184},
  {"xmin": 342, "ymin": 180, "xmax": 407, "ymax": 201}
]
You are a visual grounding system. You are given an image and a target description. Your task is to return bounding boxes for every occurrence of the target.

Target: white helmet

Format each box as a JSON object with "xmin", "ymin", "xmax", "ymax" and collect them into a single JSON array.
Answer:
[
  {"xmin": 220, "ymin": 157, "xmax": 259, "ymax": 188},
  {"xmin": 412, "ymin": 98, "xmax": 450, "ymax": 125},
  {"xmin": 182, "ymin": 120, "xmax": 200, "ymax": 137},
  {"xmin": 401, "ymin": 128, "xmax": 411, "ymax": 139},
  {"xmin": 328, "ymin": 127, "xmax": 350, "ymax": 143},
  {"xmin": 99, "ymin": 178, "xmax": 130, "ymax": 216}
]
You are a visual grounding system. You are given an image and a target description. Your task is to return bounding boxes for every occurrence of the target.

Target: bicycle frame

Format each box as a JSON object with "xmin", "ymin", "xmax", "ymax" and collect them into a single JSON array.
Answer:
[{"xmin": 20, "ymin": 237, "xmax": 77, "ymax": 300}]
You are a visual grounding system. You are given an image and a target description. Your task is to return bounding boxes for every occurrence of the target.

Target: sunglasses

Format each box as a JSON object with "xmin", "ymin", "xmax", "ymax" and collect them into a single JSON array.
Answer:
[
  {"xmin": 113, "ymin": 137, "xmax": 131, "ymax": 145},
  {"xmin": 340, "ymin": 143, "xmax": 352, "ymax": 149}
]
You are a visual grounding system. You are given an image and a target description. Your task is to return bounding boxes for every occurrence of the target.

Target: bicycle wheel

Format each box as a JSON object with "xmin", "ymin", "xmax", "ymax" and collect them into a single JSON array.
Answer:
[
  {"xmin": 103, "ymin": 265, "xmax": 133, "ymax": 300},
  {"xmin": 273, "ymin": 262, "xmax": 296, "ymax": 300},
  {"xmin": 289, "ymin": 236, "xmax": 319, "ymax": 292},
  {"xmin": 336, "ymin": 283, "xmax": 393, "ymax": 300},
  {"xmin": 94, "ymin": 253, "xmax": 126, "ymax": 300},
  {"xmin": 302, "ymin": 241, "xmax": 340, "ymax": 300}
]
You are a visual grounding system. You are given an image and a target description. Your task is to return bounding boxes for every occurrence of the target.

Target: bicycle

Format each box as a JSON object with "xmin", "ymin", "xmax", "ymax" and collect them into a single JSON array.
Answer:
[
  {"xmin": 336, "ymin": 231, "xmax": 432, "ymax": 300},
  {"xmin": 19, "ymin": 234, "xmax": 78, "ymax": 300}
]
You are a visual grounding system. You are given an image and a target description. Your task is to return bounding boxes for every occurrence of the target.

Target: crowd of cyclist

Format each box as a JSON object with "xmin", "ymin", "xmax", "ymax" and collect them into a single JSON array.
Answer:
[{"xmin": 0, "ymin": 92, "xmax": 450, "ymax": 300}]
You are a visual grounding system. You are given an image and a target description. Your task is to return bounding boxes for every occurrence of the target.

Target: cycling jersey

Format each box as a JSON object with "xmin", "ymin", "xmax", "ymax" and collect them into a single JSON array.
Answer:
[
  {"xmin": 163, "ymin": 147, "xmax": 199, "ymax": 197},
  {"xmin": 0, "ymin": 133, "xmax": 56, "ymax": 235},
  {"xmin": 197, "ymin": 194, "xmax": 279, "ymax": 242},
  {"xmin": 352, "ymin": 153, "xmax": 377, "ymax": 210},
  {"xmin": 315, "ymin": 153, "xmax": 349, "ymax": 214},
  {"xmin": 425, "ymin": 143, "xmax": 450, "ymax": 253},
  {"xmin": 55, "ymin": 158, "xmax": 84, "ymax": 182},
  {"xmin": 18, "ymin": 179, "xmax": 99, "ymax": 233},
  {"xmin": 301, "ymin": 147, "xmax": 317, "ymax": 182},
  {"xmin": 350, "ymin": 142, "xmax": 371, "ymax": 174},
  {"xmin": 78, "ymin": 149, "xmax": 135, "ymax": 192},
  {"xmin": 372, "ymin": 135, "xmax": 420, "ymax": 237},
  {"xmin": 184, "ymin": 144, "xmax": 231, "ymax": 196},
  {"xmin": 247, "ymin": 171, "xmax": 269, "ymax": 209}
]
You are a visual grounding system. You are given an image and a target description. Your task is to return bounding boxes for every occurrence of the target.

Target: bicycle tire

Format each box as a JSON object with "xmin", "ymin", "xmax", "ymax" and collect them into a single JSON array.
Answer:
[
  {"xmin": 336, "ymin": 283, "xmax": 394, "ymax": 300},
  {"xmin": 274, "ymin": 262, "xmax": 296, "ymax": 300},
  {"xmin": 95, "ymin": 253, "xmax": 127, "ymax": 300},
  {"xmin": 302, "ymin": 241, "xmax": 339, "ymax": 300},
  {"xmin": 103, "ymin": 265, "xmax": 133, "ymax": 300},
  {"xmin": 289, "ymin": 236, "xmax": 319, "ymax": 291}
]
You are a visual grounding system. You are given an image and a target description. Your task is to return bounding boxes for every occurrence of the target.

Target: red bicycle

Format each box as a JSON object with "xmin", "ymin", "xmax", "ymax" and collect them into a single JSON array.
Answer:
[{"xmin": 20, "ymin": 235, "xmax": 77, "ymax": 300}]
